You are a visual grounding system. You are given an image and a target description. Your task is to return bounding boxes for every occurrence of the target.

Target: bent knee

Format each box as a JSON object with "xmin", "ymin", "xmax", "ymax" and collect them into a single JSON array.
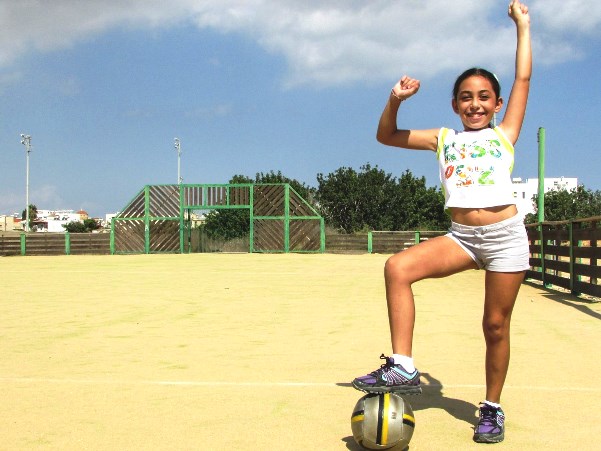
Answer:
[{"xmin": 384, "ymin": 254, "xmax": 416, "ymax": 284}]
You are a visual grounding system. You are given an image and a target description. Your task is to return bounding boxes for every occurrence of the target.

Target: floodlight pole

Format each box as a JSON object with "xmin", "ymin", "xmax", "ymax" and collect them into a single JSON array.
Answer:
[
  {"xmin": 20, "ymin": 134, "xmax": 32, "ymax": 232},
  {"xmin": 174, "ymin": 138, "xmax": 182, "ymax": 184}
]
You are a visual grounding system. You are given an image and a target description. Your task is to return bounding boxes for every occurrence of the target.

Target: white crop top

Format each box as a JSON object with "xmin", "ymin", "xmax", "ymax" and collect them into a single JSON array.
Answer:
[{"xmin": 436, "ymin": 126, "xmax": 516, "ymax": 209}]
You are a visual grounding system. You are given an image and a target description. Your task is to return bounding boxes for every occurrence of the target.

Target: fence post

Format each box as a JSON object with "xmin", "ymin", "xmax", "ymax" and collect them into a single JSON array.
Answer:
[
  {"xmin": 284, "ymin": 184, "xmax": 290, "ymax": 253},
  {"xmin": 249, "ymin": 184, "xmax": 254, "ymax": 253},
  {"xmin": 320, "ymin": 218, "xmax": 325, "ymax": 253},
  {"xmin": 110, "ymin": 224, "xmax": 115, "ymax": 255},
  {"xmin": 538, "ymin": 223, "xmax": 547, "ymax": 287},
  {"xmin": 367, "ymin": 231, "xmax": 373, "ymax": 254},
  {"xmin": 65, "ymin": 232, "xmax": 71, "ymax": 255},
  {"xmin": 144, "ymin": 185, "xmax": 150, "ymax": 254},
  {"xmin": 568, "ymin": 221, "xmax": 573, "ymax": 293},
  {"xmin": 592, "ymin": 220, "xmax": 598, "ymax": 287},
  {"xmin": 20, "ymin": 233, "xmax": 26, "ymax": 256},
  {"xmin": 414, "ymin": 231, "xmax": 420, "ymax": 245}
]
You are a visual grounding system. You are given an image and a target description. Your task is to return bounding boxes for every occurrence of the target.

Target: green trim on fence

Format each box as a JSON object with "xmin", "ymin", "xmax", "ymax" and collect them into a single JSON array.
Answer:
[
  {"xmin": 367, "ymin": 232, "xmax": 373, "ymax": 253},
  {"xmin": 568, "ymin": 222, "xmax": 574, "ymax": 293},
  {"xmin": 414, "ymin": 231, "xmax": 420, "ymax": 244},
  {"xmin": 110, "ymin": 223, "xmax": 115, "ymax": 255},
  {"xmin": 144, "ymin": 186, "xmax": 150, "ymax": 254},
  {"xmin": 284, "ymin": 184, "xmax": 290, "ymax": 253},
  {"xmin": 320, "ymin": 218, "xmax": 325, "ymax": 253},
  {"xmin": 20, "ymin": 233, "xmax": 26, "ymax": 256},
  {"xmin": 65, "ymin": 232, "xmax": 71, "ymax": 255},
  {"xmin": 179, "ymin": 184, "xmax": 185, "ymax": 254},
  {"xmin": 538, "ymin": 223, "xmax": 545, "ymax": 277},
  {"xmin": 249, "ymin": 185, "xmax": 254, "ymax": 253}
]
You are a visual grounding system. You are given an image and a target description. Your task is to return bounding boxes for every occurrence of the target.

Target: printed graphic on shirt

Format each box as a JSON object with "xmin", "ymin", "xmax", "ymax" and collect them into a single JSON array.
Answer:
[{"xmin": 442, "ymin": 138, "xmax": 504, "ymax": 187}]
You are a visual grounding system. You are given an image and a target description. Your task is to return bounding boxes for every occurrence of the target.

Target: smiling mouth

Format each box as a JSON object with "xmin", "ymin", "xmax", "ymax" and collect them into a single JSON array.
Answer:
[{"xmin": 467, "ymin": 112, "xmax": 486, "ymax": 121}]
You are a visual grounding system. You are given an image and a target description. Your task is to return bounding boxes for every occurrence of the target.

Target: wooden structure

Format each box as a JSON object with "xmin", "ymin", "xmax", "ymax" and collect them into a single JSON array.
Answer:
[
  {"xmin": 110, "ymin": 183, "xmax": 325, "ymax": 254},
  {"xmin": 526, "ymin": 216, "xmax": 601, "ymax": 298},
  {"xmin": 326, "ymin": 230, "xmax": 446, "ymax": 254}
]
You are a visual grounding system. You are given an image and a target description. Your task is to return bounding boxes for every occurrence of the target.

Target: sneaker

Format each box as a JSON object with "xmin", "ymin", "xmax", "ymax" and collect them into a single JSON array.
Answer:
[
  {"xmin": 473, "ymin": 403, "xmax": 505, "ymax": 443},
  {"xmin": 352, "ymin": 354, "xmax": 422, "ymax": 395}
]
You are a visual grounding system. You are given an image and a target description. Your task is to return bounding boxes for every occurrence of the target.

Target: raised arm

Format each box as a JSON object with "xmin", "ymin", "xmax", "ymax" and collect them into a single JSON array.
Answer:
[
  {"xmin": 376, "ymin": 75, "xmax": 439, "ymax": 152},
  {"xmin": 499, "ymin": 0, "xmax": 532, "ymax": 144}
]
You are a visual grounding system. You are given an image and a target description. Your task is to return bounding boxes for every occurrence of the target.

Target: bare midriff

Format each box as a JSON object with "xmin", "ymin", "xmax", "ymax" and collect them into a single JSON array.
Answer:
[{"xmin": 450, "ymin": 204, "xmax": 518, "ymax": 227}]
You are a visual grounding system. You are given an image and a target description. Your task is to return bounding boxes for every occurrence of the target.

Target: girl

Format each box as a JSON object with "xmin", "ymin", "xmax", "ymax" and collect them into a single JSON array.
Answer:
[{"xmin": 352, "ymin": 1, "xmax": 531, "ymax": 444}]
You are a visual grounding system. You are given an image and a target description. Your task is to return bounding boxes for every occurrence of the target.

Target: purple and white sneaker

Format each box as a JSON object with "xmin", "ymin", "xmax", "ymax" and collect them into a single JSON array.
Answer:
[
  {"xmin": 352, "ymin": 354, "xmax": 421, "ymax": 395},
  {"xmin": 473, "ymin": 403, "xmax": 505, "ymax": 443}
]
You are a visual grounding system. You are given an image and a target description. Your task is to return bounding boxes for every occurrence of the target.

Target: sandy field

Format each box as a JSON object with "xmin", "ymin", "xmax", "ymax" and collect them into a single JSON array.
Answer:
[{"xmin": 1, "ymin": 253, "xmax": 600, "ymax": 450}]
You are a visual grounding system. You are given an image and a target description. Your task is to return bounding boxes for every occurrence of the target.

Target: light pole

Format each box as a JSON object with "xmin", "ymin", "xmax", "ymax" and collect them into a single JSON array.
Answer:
[
  {"xmin": 174, "ymin": 138, "xmax": 182, "ymax": 184},
  {"xmin": 20, "ymin": 134, "xmax": 32, "ymax": 232}
]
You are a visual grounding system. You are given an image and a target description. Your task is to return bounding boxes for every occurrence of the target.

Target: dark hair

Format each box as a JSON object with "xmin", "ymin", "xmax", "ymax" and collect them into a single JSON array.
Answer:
[{"xmin": 452, "ymin": 67, "xmax": 501, "ymax": 100}]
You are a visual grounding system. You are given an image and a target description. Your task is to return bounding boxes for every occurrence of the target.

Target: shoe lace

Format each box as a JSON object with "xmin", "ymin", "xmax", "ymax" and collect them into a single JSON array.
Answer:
[
  {"xmin": 369, "ymin": 353, "xmax": 395, "ymax": 376},
  {"xmin": 478, "ymin": 404, "xmax": 498, "ymax": 425}
]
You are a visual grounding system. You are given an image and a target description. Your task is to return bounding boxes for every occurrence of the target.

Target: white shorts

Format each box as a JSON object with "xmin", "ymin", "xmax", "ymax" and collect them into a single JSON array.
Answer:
[{"xmin": 446, "ymin": 214, "xmax": 530, "ymax": 272}]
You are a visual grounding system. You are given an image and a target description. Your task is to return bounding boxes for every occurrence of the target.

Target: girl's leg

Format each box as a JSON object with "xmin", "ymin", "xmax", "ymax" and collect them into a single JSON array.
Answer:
[
  {"xmin": 482, "ymin": 270, "xmax": 526, "ymax": 403},
  {"xmin": 353, "ymin": 236, "xmax": 479, "ymax": 393},
  {"xmin": 384, "ymin": 236, "xmax": 479, "ymax": 356}
]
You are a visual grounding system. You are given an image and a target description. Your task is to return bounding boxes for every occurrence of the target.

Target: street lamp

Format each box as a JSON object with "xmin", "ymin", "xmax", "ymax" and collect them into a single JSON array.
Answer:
[
  {"xmin": 20, "ymin": 134, "xmax": 32, "ymax": 232},
  {"xmin": 174, "ymin": 137, "xmax": 182, "ymax": 184}
]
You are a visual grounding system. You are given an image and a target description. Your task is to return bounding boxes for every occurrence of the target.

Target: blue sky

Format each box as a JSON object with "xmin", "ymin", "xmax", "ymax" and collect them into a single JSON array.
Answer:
[{"xmin": 1, "ymin": 0, "xmax": 600, "ymax": 218}]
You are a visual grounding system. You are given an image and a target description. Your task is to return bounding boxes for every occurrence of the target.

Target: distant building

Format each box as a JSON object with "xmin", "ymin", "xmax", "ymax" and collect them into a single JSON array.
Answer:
[
  {"xmin": 105, "ymin": 213, "xmax": 118, "ymax": 229},
  {"xmin": 0, "ymin": 215, "xmax": 20, "ymax": 232},
  {"xmin": 33, "ymin": 209, "xmax": 93, "ymax": 233},
  {"xmin": 512, "ymin": 177, "xmax": 578, "ymax": 216}
]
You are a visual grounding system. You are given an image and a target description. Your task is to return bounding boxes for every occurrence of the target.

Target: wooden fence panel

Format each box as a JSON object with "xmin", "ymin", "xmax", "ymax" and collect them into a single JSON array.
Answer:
[
  {"xmin": 526, "ymin": 217, "xmax": 600, "ymax": 299},
  {"xmin": 325, "ymin": 234, "xmax": 369, "ymax": 254},
  {"xmin": 70, "ymin": 233, "xmax": 110, "ymax": 255},
  {"xmin": 0, "ymin": 234, "xmax": 22, "ymax": 256},
  {"xmin": 24, "ymin": 234, "xmax": 65, "ymax": 255}
]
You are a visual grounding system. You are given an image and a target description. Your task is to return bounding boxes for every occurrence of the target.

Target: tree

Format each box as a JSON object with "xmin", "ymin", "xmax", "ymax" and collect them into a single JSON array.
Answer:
[
  {"xmin": 21, "ymin": 204, "xmax": 38, "ymax": 231},
  {"xmin": 316, "ymin": 164, "xmax": 394, "ymax": 232},
  {"xmin": 63, "ymin": 218, "xmax": 102, "ymax": 233},
  {"xmin": 202, "ymin": 174, "xmax": 252, "ymax": 240},
  {"xmin": 392, "ymin": 170, "xmax": 448, "ymax": 230},
  {"xmin": 202, "ymin": 171, "xmax": 314, "ymax": 240},
  {"xmin": 525, "ymin": 185, "xmax": 601, "ymax": 223},
  {"xmin": 316, "ymin": 164, "xmax": 448, "ymax": 233}
]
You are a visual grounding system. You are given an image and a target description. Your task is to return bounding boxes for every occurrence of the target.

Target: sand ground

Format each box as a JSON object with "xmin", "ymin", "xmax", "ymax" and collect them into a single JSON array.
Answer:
[{"xmin": 1, "ymin": 253, "xmax": 600, "ymax": 450}]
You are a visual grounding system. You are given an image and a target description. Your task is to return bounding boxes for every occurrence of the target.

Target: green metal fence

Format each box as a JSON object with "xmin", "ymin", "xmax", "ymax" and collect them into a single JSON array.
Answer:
[{"xmin": 110, "ymin": 183, "xmax": 325, "ymax": 254}]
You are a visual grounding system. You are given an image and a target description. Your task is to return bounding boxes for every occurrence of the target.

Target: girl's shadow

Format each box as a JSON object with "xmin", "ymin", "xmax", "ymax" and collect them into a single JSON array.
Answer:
[
  {"xmin": 409, "ymin": 372, "xmax": 478, "ymax": 425},
  {"xmin": 341, "ymin": 373, "xmax": 478, "ymax": 450}
]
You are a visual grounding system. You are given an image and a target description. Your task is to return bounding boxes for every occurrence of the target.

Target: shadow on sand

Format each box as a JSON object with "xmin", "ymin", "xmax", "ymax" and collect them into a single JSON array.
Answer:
[
  {"xmin": 339, "ymin": 373, "xmax": 478, "ymax": 450},
  {"xmin": 523, "ymin": 281, "xmax": 601, "ymax": 320}
]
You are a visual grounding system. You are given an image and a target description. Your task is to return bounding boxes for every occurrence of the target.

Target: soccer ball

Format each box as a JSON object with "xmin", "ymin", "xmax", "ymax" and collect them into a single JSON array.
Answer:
[{"xmin": 351, "ymin": 393, "xmax": 415, "ymax": 450}]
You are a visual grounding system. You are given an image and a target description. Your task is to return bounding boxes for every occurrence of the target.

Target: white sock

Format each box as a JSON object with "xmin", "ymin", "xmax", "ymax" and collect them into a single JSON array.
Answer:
[
  {"xmin": 484, "ymin": 400, "xmax": 502, "ymax": 409},
  {"xmin": 392, "ymin": 354, "xmax": 415, "ymax": 372}
]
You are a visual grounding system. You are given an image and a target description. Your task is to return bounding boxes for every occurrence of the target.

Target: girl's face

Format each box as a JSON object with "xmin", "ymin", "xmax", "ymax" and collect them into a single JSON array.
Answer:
[{"xmin": 452, "ymin": 75, "xmax": 503, "ymax": 131}]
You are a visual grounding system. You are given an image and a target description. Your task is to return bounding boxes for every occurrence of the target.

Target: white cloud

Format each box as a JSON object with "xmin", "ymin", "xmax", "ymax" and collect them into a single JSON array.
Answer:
[
  {"xmin": 0, "ymin": 0, "xmax": 599, "ymax": 87},
  {"xmin": 0, "ymin": 184, "xmax": 64, "ymax": 215},
  {"xmin": 531, "ymin": 0, "xmax": 601, "ymax": 33},
  {"xmin": 0, "ymin": 191, "xmax": 24, "ymax": 216},
  {"xmin": 31, "ymin": 185, "xmax": 66, "ymax": 210}
]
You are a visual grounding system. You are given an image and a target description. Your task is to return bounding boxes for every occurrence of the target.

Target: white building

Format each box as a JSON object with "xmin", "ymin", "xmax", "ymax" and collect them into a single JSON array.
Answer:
[
  {"xmin": 105, "ymin": 213, "xmax": 118, "ymax": 229},
  {"xmin": 35, "ymin": 209, "xmax": 90, "ymax": 232},
  {"xmin": 512, "ymin": 177, "xmax": 578, "ymax": 216}
]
